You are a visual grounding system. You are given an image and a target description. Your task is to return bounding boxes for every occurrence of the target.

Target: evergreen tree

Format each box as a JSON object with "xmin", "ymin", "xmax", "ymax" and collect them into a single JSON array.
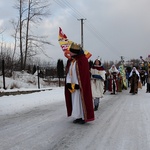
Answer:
[
  {"xmin": 57, "ymin": 59, "xmax": 64, "ymax": 87},
  {"xmin": 57, "ymin": 59, "xmax": 64, "ymax": 78}
]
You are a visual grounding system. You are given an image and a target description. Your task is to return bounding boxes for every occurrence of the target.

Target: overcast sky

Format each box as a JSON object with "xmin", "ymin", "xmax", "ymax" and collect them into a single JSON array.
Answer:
[{"xmin": 0, "ymin": 0, "xmax": 150, "ymax": 64}]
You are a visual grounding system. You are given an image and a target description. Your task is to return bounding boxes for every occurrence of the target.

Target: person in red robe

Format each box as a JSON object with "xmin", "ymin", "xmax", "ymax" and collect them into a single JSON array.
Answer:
[{"xmin": 65, "ymin": 42, "xmax": 95, "ymax": 124}]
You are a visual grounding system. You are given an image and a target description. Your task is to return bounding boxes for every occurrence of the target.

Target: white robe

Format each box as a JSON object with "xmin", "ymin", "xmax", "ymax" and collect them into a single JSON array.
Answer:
[
  {"xmin": 66, "ymin": 61, "xmax": 84, "ymax": 120},
  {"xmin": 91, "ymin": 68, "xmax": 106, "ymax": 98}
]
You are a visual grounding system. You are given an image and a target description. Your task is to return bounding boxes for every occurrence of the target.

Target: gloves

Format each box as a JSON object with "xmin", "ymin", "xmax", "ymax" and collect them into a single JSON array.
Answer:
[
  {"xmin": 66, "ymin": 83, "xmax": 72, "ymax": 89},
  {"xmin": 66, "ymin": 83, "xmax": 80, "ymax": 93},
  {"xmin": 75, "ymin": 84, "xmax": 79, "ymax": 89}
]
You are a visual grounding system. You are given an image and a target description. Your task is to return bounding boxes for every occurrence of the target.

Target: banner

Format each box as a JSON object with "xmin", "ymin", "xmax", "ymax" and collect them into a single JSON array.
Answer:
[
  {"xmin": 58, "ymin": 27, "xmax": 92, "ymax": 59},
  {"xmin": 58, "ymin": 27, "xmax": 72, "ymax": 59}
]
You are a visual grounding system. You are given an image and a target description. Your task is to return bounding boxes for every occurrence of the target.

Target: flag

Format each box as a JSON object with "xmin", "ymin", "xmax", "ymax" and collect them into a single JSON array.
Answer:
[
  {"xmin": 58, "ymin": 27, "xmax": 92, "ymax": 59},
  {"xmin": 84, "ymin": 50, "xmax": 92, "ymax": 59},
  {"xmin": 58, "ymin": 27, "xmax": 72, "ymax": 59}
]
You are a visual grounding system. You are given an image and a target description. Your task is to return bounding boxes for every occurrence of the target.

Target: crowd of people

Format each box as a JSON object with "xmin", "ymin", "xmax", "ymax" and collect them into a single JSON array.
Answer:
[{"xmin": 63, "ymin": 42, "xmax": 150, "ymax": 124}]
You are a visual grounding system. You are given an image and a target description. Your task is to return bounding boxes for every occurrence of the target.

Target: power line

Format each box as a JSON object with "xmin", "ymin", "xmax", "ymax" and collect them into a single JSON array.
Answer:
[
  {"xmin": 53, "ymin": 0, "xmax": 81, "ymax": 19},
  {"xmin": 84, "ymin": 21, "xmax": 122, "ymax": 56},
  {"xmin": 53, "ymin": 0, "xmax": 121, "ymax": 57},
  {"xmin": 60, "ymin": 0, "xmax": 84, "ymax": 19}
]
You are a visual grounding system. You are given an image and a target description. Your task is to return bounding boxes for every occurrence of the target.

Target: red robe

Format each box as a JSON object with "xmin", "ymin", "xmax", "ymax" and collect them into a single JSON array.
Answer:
[{"xmin": 65, "ymin": 54, "xmax": 95, "ymax": 122}]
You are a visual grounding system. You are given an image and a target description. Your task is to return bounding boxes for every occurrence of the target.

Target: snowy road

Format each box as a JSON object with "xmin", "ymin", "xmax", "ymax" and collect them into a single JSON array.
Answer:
[{"xmin": 0, "ymin": 87, "xmax": 150, "ymax": 150}]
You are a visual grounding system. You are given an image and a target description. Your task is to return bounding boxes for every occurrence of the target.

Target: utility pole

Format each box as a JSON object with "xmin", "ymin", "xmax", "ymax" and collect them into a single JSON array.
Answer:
[
  {"xmin": 37, "ymin": 66, "xmax": 40, "ymax": 89},
  {"xmin": 78, "ymin": 18, "xmax": 86, "ymax": 48}
]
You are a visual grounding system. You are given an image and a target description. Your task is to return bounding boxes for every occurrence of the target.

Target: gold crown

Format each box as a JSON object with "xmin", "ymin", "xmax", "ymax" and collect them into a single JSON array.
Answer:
[{"xmin": 69, "ymin": 42, "xmax": 81, "ymax": 51}]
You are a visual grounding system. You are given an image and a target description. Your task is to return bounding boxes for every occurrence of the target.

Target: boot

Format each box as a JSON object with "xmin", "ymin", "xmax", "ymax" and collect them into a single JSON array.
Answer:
[
  {"xmin": 94, "ymin": 105, "xmax": 98, "ymax": 111},
  {"xmin": 94, "ymin": 104, "xmax": 99, "ymax": 111},
  {"xmin": 94, "ymin": 98, "xmax": 99, "ymax": 111}
]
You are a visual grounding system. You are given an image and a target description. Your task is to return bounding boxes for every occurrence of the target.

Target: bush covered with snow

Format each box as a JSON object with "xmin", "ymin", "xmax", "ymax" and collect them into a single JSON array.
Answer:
[{"xmin": 0, "ymin": 71, "xmax": 64, "ymax": 90}]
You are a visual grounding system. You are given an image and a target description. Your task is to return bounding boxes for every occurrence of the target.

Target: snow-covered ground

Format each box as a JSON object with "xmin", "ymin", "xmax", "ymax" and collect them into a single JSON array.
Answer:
[
  {"xmin": 0, "ymin": 71, "xmax": 64, "ymax": 115},
  {"xmin": 0, "ymin": 72, "xmax": 150, "ymax": 150},
  {"xmin": 0, "ymin": 87, "xmax": 64, "ymax": 115}
]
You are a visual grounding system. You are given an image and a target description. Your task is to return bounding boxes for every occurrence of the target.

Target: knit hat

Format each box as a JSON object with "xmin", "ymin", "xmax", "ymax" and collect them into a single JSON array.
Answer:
[{"xmin": 69, "ymin": 42, "xmax": 82, "ymax": 54}]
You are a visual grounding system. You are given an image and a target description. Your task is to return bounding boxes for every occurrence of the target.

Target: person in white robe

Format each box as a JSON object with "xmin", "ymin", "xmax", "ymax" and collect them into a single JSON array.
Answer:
[{"xmin": 91, "ymin": 59, "xmax": 106, "ymax": 111}]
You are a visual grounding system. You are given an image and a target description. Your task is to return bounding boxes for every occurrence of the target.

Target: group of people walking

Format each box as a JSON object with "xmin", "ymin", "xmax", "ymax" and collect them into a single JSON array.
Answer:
[{"xmin": 63, "ymin": 42, "xmax": 150, "ymax": 124}]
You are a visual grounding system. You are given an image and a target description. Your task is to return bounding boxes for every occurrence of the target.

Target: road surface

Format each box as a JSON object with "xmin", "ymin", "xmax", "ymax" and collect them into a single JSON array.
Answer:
[{"xmin": 0, "ymin": 87, "xmax": 150, "ymax": 150}]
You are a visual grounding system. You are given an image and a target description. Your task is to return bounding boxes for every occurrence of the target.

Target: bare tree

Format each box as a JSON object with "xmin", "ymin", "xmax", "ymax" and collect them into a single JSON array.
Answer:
[
  {"xmin": 0, "ymin": 29, "xmax": 6, "ymax": 35},
  {"xmin": 10, "ymin": 19, "xmax": 19, "ymax": 65},
  {"xmin": 13, "ymin": 0, "xmax": 51, "ymax": 70},
  {"xmin": 19, "ymin": 0, "xmax": 24, "ymax": 70}
]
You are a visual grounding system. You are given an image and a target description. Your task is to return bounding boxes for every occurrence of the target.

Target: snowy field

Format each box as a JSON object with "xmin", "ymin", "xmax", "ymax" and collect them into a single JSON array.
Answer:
[
  {"xmin": 0, "ymin": 71, "xmax": 65, "ymax": 115},
  {"xmin": 0, "ymin": 87, "xmax": 64, "ymax": 115}
]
